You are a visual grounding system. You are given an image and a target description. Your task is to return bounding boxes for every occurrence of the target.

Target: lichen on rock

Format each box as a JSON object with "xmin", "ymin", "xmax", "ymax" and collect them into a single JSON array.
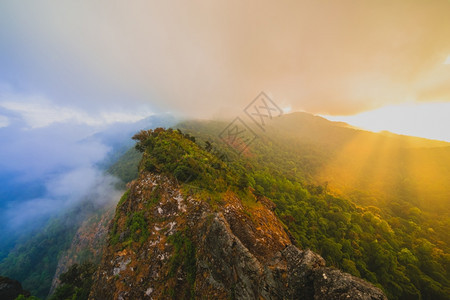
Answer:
[
  {"xmin": 90, "ymin": 172, "xmax": 386, "ymax": 300},
  {"xmin": 90, "ymin": 128, "xmax": 387, "ymax": 299}
]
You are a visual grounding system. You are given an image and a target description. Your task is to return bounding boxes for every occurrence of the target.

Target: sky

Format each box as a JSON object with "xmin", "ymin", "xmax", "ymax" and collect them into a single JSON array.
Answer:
[
  {"xmin": 1, "ymin": 0, "xmax": 450, "ymax": 229},
  {"xmin": 0, "ymin": 0, "xmax": 449, "ymax": 124},
  {"xmin": 0, "ymin": 114, "xmax": 116, "ymax": 229},
  {"xmin": 0, "ymin": 0, "xmax": 449, "ymax": 259},
  {"xmin": 323, "ymin": 101, "xmax": 450, "ymax": 142}
]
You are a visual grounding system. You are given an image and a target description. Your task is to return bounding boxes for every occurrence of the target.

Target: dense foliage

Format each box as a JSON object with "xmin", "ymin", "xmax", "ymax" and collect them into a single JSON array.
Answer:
[
  {"xmin": 132, "ymin": 128, "xmax": 251, "ymax": 202},
  {"xmin": 107, "ymin": 148, "xmax": 142, "ymax": 189},
  {"xmin": 3, "ymin": 113, "xmax": 449, "ymax": 299},
  {"xmin": 0, "ymin": 211, "xmax": 83, "ymax": 298},
  {"xmin": 172, "ymin": 118, "xmax": 450, "ymax": 300},
  {"xmin": 48, "ymin": 262, "xmax": 96, "ymax": 300},
  {"xmin": 0, "ymin": 200, "xmax": 116, "ymax": 299},
  {"xmin": 166, "ymin": 231, "xmax": 197, "ymax": 298},
  {"xmin": 0, "ymin": 149, "xmax": 135, "ymax": 299}
]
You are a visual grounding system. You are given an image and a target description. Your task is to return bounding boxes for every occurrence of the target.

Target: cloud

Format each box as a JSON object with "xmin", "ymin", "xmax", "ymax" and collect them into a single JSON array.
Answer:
[
  {"xmin": 0, "ymin": 86, "xmax": 177, "ymax": 238},
  {"xmin": 0, "ymin": 122, "xmax": 108, "ymax": 179},
  {"xmin": 0, "ymin": 112, "xmax": 117, "ymax": 230},
  {"xmin": 0, "ymin": 87, "xmax": 153, "ymax": 233},
  {"xmin": 0, "ymin": 87, "xmax": 151, "ymax": 128},
  {"xmin": 1, "ymin": 100, "xmax": 92, "ymax": 128},
  {"xmin": 1, "ymin": 0, "xmax": 450, "ymax": 230},
  {"xmin": 0, "ymin": 100, "xmax": 151, "ymax": 128},
  {"xmin": 1, "ymin": 0, "xmax": 449, "ymax": 118},
  {"xmin": 445, "ymin": 55, "xmax": 450, "ymax": 65},
  {"xmin": 4, "ymin": 168, "xmax": 121, "ymax": 229},
  {"xmin": 0, "ymin": 115, "xmax": 8, "ymax": 128}
]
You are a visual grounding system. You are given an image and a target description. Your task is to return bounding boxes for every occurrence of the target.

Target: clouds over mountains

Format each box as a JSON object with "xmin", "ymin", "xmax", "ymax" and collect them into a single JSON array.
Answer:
[
  {"xmin": 1, "ymin": 0, "xmax": 449, "ymax": 118},
  {"xmin": 0, "ymin": 86, "xmax": 166, "ymax": 232}
]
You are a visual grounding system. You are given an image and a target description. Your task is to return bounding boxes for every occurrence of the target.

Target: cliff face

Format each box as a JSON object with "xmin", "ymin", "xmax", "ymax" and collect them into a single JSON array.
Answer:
[
  {"xmin": 49, "ymin": 205, "xmax": 114, "ymax": 295},
  {"xmin": 0, "ymin": 276, "xmax": 30, "ymax": 300},
  {"xmin": 90, "ymin": 172, "xmax": 386, "ymax": 300}
]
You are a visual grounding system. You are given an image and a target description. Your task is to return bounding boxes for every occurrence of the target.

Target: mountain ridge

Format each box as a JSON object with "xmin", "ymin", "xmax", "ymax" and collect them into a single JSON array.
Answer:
[
  {"xmin": 89, "ymin": 128, "xmax": 386, "ymax": 299},
  {"xmin": 90, "ymin": 171, "xmax": 386, "ymax": 299},
  {"xmin": 2, "ymin": 112, "xmax": 449, "ymax": 299}
]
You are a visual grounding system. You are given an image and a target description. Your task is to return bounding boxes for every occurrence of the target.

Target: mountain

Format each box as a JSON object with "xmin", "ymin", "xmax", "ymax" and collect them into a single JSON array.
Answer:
[
  {"xmin": 0, "ymin": 276, "xmax": 30, "ymax": 300},
  {"xmin": 84, "ymin": 114, "xmax": 450, "ymax": 298},
  {"xmin": 0, "ymin": 114, "xmax": 175, "ymax": 298},
  {"xmin": 90, "ymin": 128, "xmax": 386, "ymax": 299},
  {"xmin": 92, "ymin": 113, "xmax": 177, "ymax": 169},
  {"xmin": 254, "ymin": 112, "xmax": 450, "ymax": 213},
  {"xmin": 48, "ymin": 204, "xmax": 115, "ymax": 295},
  {"xmin": 0, "ymin": 200, "xmax": 112, "ymax": 298},
  {"xmin": 3, "ymin": 112, "xmax": 449, "ymax": 299},
  {"xmin": 176, "ymin": 114, "xmax": 450, "ymax": 299}
]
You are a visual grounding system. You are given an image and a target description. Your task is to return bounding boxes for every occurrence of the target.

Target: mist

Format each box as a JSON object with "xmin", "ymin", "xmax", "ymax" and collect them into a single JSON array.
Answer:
[
  {"xmin": 3, "ymin": 168, "xmax": 121, "ymax": 230},
  {"xmin": 0, "ymin": 0, "xmax": 449, "ymax": 233},
  {"xmin": 0, "ymin": 93, "xmax": 164, "ymax": 243},
  {"xmin": 0, "ymin": 121, "xmax": 112, "ymax": 234}
]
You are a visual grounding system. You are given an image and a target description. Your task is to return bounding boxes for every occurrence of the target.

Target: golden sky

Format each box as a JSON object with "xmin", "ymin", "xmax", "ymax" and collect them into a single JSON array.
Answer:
[{"xmin": 0, "ymin": 0, "xmax": 449, "ymax": 119}]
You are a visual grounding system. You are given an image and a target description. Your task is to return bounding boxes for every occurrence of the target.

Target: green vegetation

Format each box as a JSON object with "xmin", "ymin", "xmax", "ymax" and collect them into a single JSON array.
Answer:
[
  {"xmin": 132, "ymin": 128, "xmax": 252, "ymax": 204},
  {"xmin": 108, "ymin": 148, "xmax": 142, "ymax": 189},
  {"xmin": 4, "ymin": 114, "xmax": 449, "ymax": 299},
  {"xmin": 126, "ymin": 211, "xmax": 150, "ymax": 244},
  {"xmin": 146, "ymin": 185, "xmax": 161, "ymax": 209},
  {"xmin": 172, "ymin": 118, "xmax": 450, "ymax": 300},
  {"xmin": 110, "ymin": 191, "xmax": 130, "ymax": 246},
  {"xmin": 48, "ymin": 262, "xmax": 96, "ymax": 300},
  {"xmin": 15, "ymin": 295, "xmax": 40, "ymax": 300},
  {"xmin": 107, "ymin": 121, "xmax": 450, "ymax": 299},
  {"xmin": 167, "ymin": 231, "xmax": 196, "ymax": 299},
  {"xmin": 0, "ymin": 149, "xmax": 135, "ymax": 299},
  {"xmin": 117, "ymin": 189, "xmax": 130, "ymax": 208},
  {"xmin": 110, "ymin": 192, "xmax": 150, "ymax": 247},
  {"xmin": 0, "ymin": 207, "xmax": 88, "ymax": 298}
]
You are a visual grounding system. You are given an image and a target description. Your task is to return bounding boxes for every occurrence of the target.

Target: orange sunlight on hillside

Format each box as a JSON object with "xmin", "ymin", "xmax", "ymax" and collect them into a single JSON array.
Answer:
[
  {"xmin": 323, "ymin": 102, "xmax": 450, "ymax": 142},
  {"xmin": 316, "ymin": 128, "xmax": 450, "ymax": 213}
]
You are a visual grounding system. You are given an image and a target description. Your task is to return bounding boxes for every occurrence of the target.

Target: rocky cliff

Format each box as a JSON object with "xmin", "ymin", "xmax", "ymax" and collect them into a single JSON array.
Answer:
[
  {"xmin": 49, "ymin": 205, "xmax": 115, "ymax": 296},
  {"xmin": 90, "ymin": 171, "xmax": 386, "ymax": 299},
  {"xmin": 0, "ymin": 276, "xmax": 30, "ymax": 300}
]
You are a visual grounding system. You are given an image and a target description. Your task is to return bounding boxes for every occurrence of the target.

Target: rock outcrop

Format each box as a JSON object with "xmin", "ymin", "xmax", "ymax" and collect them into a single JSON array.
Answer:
[
  {"xmin": 90, "ymin": 172, "xmax": 387, "ymax": 299},
  {"xmin": 49, "ymin": 205, "xmax": 115, "ymax": 296},
  {"xmin": 0, "ymin": 276, "xmax": 30, "ymax": 300}
]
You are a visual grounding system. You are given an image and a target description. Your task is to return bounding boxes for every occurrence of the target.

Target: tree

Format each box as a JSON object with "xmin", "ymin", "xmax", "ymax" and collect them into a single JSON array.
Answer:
[
  {"xmin": 204, "ymin": 141, "xmax": 213, "ymax": 152},
  {"xmin": 49, "ymin": 262, "xmax": 96, "ymax": 300}
]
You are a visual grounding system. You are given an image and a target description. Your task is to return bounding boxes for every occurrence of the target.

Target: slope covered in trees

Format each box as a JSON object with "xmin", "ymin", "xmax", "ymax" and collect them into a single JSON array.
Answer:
[
  {"xmin": 106, "ymin": 118, "xmax": 450, "ymax": 298},
  {"xmin": 2, "ymin": 113, "xmax": 448, "ymax": 299},
  {"xmin": 0, "ymin": 155, "xmax": 135, "ymax": 298},
  {"xmin": 90, "ymin": 127, "xmax": 386, "ymax": 299},
  {"xmin": 176, "ymin": 114, "xmax": 450, "ymax": 299}
]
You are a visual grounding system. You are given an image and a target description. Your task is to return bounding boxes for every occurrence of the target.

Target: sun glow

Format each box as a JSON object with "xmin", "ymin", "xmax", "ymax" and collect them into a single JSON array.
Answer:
[
  {"xmin": 445, "ymin": 55, "xmax": 450, "ymax": 65},
  {"xmin": 282, "ymin": 106, "xmax": 292, "ymax": 113},
  {"xmin": 323, "ymin": 102, "xmax": 450, "ymax": 142}
]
